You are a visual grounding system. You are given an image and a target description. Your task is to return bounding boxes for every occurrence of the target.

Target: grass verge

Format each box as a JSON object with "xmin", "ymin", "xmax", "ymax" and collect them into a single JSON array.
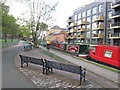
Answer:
[{"xmin": 42, "ymin": 50, "xmax": 75, "ymax": 65}]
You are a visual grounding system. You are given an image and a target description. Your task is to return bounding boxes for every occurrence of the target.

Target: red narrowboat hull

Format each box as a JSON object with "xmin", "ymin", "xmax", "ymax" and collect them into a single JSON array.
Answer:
[{"xmin": 89, "ymin": 45, "xmax": 120, "ymax": 69}]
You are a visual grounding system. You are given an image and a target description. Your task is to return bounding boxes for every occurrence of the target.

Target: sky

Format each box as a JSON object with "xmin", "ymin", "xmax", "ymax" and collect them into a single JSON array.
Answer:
[{"xmin": 8, "ymin": 0, "xmax": 95, "ymax": 28}]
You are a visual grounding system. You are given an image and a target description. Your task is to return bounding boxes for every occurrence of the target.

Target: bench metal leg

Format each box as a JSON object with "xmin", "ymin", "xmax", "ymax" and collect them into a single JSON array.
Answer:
[
  {"xmin": 83, "ymin": 75, "xmax": 85, "ymax": 81},
  {"xmin": 43, "ymin": 66, "xmax": 46, "ymax": 74},
  {"xmin": 21, "ymin": 60, "xmax": 23, "ymax": 68},
  {"xmin": 79, "ymin": 75, "xmax": 82, "ymax": 85}
]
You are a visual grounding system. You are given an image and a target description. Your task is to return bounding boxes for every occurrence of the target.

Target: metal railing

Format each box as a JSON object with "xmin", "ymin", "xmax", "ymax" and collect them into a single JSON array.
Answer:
[
  {"xmin": 111, "ymin": 22, "xmax": 120, "ymax": 26},
  {"xmin": 113, "ymin": 1, "xmax": 120, "ymax": 5},
  {"xmin": 111, "ymin": 33, "xmax": 120, "ymax": 37},
  {"xmin": 112, "ymin": 11, "xmax": 120, "ymax": 16},
  {"xmin": 1, "ymin": 41, "xmax": 18, "ymax": 48}
]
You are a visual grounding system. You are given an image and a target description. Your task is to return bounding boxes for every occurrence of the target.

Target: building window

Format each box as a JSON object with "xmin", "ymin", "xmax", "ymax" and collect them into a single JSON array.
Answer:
[
  {"xmin": 78, "ymin": 33, "xmax": 81, "ymax": 35},
  {"xmin": 82, "ymin": 25, "xmax": 85, "ymax": 28},
  {"xmin": 78, "ymin": 13, "xmax": 81, "ymax": 19},
  {"xmin": 92, "ymin": 31, "xmax": 97, "ymax": 34},
  {"xmin": 74, "ymin": 33, "xmax": 77, "ymax": 35},
  {"xmin": 92, "ymin": 15, "xmax": 97, "ymax": 22},
  {"xmin": 82, "ymin": 11, "xmax": 86, "ymax": 18},
  {"xmin": 82, "ymin": 18, "xmax": 86, "ymax": 21},
  {"xmin": 87, "ymin": 16, "xmax": 91, "ymax": 22},
  {"xmin": 108, "ymin": 10, "xmax": 112, "ymax": 18},
  {"xmin": 92, "ymin": 22, "xmax": 97, "ymax": 29},
  {"xmin": 92, "ymin": 7, "xmax": 97, "ymax": 14},
  {"xmin": 87, "ymin": 9, "xmax": 91, "ymax": 16},
  {"xmin": 75, "ymin": 14, "xmax": 77, "ymax": 20},
  {"xmin": 74, "ymin": 27, "xmax": 77, "ymax": 29},
  {"xmin": 78, "ymin": 19, "xmax": 81, "ymax": 24},
  {"xmin": 98, "ymin": 4, "xmax": 102, "ymax": 12},
  {"xmin": 86, "ymin": 31, "xmax": 90, "ymax": 38},
  {"xmin": 87, "ymin": 24, "xmax": 90, "ymax": 30}
]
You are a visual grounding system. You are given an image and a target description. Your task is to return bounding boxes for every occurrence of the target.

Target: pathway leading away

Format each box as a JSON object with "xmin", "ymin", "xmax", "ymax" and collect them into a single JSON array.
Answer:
[{"xmin": 2, "ymin": 41, "xmax": 36, "ymax": 88}]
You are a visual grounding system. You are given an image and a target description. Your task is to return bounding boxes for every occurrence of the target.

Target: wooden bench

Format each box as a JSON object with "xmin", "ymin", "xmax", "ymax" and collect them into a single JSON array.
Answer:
[
  {"xmin": 44, "ymin": 59, "xmax": 86, "ymax": 85},
  {"xmin": 23, "ymin": 44, "xmax": 32, "ymax": 51},
  {"xmin": 19, "ymin": 55, "xmax": 86, "ymax": 85}
]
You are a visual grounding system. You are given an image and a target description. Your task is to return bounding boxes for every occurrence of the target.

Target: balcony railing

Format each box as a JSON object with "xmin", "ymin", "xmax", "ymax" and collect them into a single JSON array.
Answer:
[
  {"xmin": 110, "ymin": 11, "xmax": 120, "ymax": 19},
  {"xmin": 112, "ymin": 11, "xmax": 120, "ymax": 16},
  {"xmin": 65, "ymin": 36, "xmax": 69, "ymax": 39},
  {"xmin": 78, "ymin": 21, "xmax": 89, "ymax": 25},
  {"xmin": 77, "ymin": 35, "xmax": 85, "ymax": 39},
  {"xmin": 70, "ymin": 29, "xmax": 77, "ymax": 33},
  {"xmin": 110, "ymin": 22, "xmax": 120, "ymax": 29},
  {"xmin": 112, "ymin": 1, "xmax": 120, "ymax": 6},
  {"xmin": 93, "ymin": 25, "xmax": 104, "ymax": 30},
  {"xmin": 109, "ymin": 33, "xmax": 120, "ymax": 38},
  {"xmin": 112, "ymin": 1, "xmax": 120, "ymax": 8},
  {"xmin": 67, "ymin": 19, "xmax": 72, "ymax": 23},
  {"xmin": 67, "ymin": 25, "xmax": 71, "ymax": 28},
  {"xmin": 92, "ymin": 34, "xmax": 104, "ymax": 38},
  {"xmin": 78, "ymin": 28, "xmax": 85, "ymax": 32},
  {"xmin": 69, "ymin": 35, "xmax": 77, "ymax": 39},
  {"xmin": 94, "ymin": 16, "xmax": 104, "ymax": 22}
]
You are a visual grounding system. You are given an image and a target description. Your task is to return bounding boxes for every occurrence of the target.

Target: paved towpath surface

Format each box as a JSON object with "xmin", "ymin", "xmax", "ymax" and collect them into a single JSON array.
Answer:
[
  {"xmin": 15, "ymin": 48, "xmax": 101, "ymax": 88},
  {"xmin": 39, "ymin": 46, "xmax": 119, "ymax": 88},
  {"xmin": 2, "ymin": 41, "xmax": 36, "ymax": 88}
]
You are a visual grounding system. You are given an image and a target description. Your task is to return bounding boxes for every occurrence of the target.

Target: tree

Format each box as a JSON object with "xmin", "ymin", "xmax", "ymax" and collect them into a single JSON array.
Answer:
[
  {"xmin": 1, "ymin": 2, "xmax": 19, "ymax": 42},
  {"xmin": 19, "ymin": 0, "xmax": 58, "ymax": 48}
]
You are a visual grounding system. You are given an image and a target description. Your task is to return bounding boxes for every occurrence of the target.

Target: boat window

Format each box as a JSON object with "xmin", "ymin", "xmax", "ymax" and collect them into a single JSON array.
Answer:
[{"xmin": 104, "ymin": 50, "xmax": 112, "ymax": 58}]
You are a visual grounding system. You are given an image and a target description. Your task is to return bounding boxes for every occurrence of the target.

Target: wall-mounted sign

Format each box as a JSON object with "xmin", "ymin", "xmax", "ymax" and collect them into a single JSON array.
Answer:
[
  {"xmin": 54, "ymin": 43, "xmax": 59, "ymax": 48},
  {"xmin": 104, "ymin": 50, "xmax": 112, "ymax": 58},
  {"xmin": 59, "ymin": 44, "xmax": 65, "ymax": 50},
  {"xmin": 66, "ymin": 45, "xmax": 79, "ymax": 53}
]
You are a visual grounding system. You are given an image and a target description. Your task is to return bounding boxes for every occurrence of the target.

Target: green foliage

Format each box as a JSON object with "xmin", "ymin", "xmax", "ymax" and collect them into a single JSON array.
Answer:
[
  {"xmin": 1, "ymin": 2, "xmax": 20, "ymax": 41},
  {"xmin": 19, "ymin": 25, "xmax": 32, "ymax": 38}
]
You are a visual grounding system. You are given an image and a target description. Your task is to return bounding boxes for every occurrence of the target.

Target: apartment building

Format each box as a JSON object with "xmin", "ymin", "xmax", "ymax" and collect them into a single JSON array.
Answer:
[
  {"xmin": 109, "ymin": 0, "xmax": 120, "ymax": 45},
  {"xmin": 66, "ymin": 0, "xmax": 120, "ymax": 46}
]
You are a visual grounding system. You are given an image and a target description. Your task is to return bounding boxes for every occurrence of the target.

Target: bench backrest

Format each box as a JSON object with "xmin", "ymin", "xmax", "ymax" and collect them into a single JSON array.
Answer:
[
  {"xmin": 45, "ymin": 59, "xmax": 82, "ymax": 74},
  {"xmin": 19, "ymin": 55, "xmax": 85, "ymax": 75},
  {"xmin": 19, "ymin": 55, "xmax": 43, "ymax": 65}
]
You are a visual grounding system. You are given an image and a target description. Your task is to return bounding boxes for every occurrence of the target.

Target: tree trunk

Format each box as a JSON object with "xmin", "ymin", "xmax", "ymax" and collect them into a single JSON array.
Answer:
[
  {"xmin": 4, "ymin": 34, "xmax": 7, "ymax": 42},
  {"xmin": 33, "ymin": 33, "xmax": 38, "ymax": 48},
  {"xmin": 11, "ymin": 35, "xmax": 13, "ymax": 42}
]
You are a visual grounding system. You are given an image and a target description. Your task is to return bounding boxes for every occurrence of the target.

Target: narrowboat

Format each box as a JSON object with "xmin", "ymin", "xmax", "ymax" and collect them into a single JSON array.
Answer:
[{"xmin": 89, "ymin": 45, "xmax": 120, "ymax": 69}]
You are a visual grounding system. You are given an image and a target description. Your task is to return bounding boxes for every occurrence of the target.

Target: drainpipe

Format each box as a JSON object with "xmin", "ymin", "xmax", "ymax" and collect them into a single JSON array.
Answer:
[{"xmin": 104, "ymin": 0, "xmax": 108, "ymax": 44}]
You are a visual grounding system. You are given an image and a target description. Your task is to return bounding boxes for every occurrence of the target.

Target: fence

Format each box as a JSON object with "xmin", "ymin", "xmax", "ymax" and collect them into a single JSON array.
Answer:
[{"xmin": 1, "ymin": 41, "xmax": 18, "ymax": 48}]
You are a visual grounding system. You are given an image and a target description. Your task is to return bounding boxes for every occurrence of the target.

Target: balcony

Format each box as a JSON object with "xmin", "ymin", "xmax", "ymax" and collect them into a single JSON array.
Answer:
[
  {"xmin": 65, "ymin": 36, "xmax": 69, "ymax": 39},
  {"xmin": 110, "ymin": 22, "xmax": 120, "ymax": 29},
  {"xmin": 92, "ymin": 34, "xmax": 104, "ymax": 39},
  {"xmin": 93, "ymin": 25, "xmax": 104, "ymax": 30},
  {"xmin": 67, "ymin": 19, "xmax": 72, "ymax": 23},
  {"xmin": 78, "ymin": 21, "xmax": 89, "ymax": 25},
  {"xmin": 67, "ymin": 25, "xmax": 71, "ymax": 28},
  {"xmin": 66, "ymin": 31, "xmax": 69, "ymax": 33},
  {"xmin": 73, "ymin": 23, "xmax": 77, "ymax": 26},
  {"xmin": 109, "ymin": 33, "xmax": 120, "ymax": 39},
  {"xmin": 78, "ymin": 28, "xmax": 85, "ymax": 32},
  {"xmin": 69, "ymin": 35, "xmax": 77, "ymax": 39},
  {"xmin": 94, "ymin": 16, "xmax": 104, "ymax": 22},
  {"xmin": 77, "ymin": 35, "xmax": 85, "ymax": 39},
  {"xmin": 109, "ymin": 11, "xmax": 120, "ymax": 19},
  {"xmin": 112, "ymin": 1, "xmax": 120, "ymax": 9},
  {"xmin": 70, "ymin": 29, "xmax": 77, "ymax": 33}
]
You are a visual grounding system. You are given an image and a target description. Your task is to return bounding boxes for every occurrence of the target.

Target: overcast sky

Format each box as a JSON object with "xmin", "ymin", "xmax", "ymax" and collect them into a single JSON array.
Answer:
[{"xmin": 9, "ymin": 0, "xmax": 95, "ymax": 28}]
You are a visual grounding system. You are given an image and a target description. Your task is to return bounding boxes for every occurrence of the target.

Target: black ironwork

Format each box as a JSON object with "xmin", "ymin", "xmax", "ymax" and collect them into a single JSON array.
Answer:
[{"xmin": 19, "ymin": 55, "xmax": 86, "ymax": 85}]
